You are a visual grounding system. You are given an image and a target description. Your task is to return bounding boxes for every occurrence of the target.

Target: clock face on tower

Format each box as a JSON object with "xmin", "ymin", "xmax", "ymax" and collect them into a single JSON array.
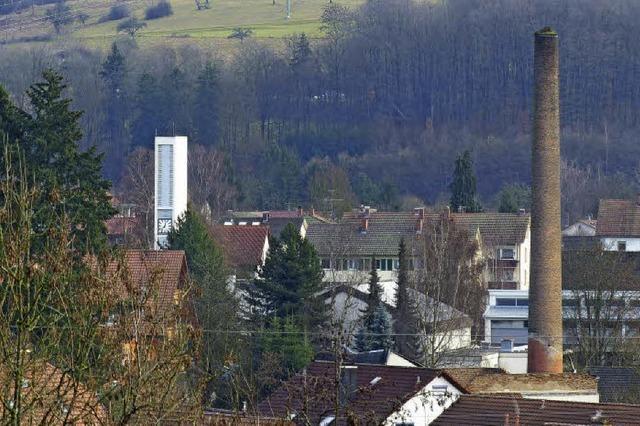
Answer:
[{"xmin": 157, "ymin": 219, "xmax": 172, "ymax": 235}]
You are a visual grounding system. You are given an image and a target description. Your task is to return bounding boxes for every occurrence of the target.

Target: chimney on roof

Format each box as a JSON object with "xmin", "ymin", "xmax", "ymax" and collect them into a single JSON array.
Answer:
[
  {"xmin": 310, "ymin": 207, "xmax": 316, "ymax": 216},
  {"xmin": 297, "ymin": 205, "xmax": 304, "ymax": 217},
  {"xmin": 457, "ymin": 205, "xmax": 465, "ymax": 213},
  {"xmin": 441, "ymin": 206, "xmax": 451, "ymax": 221},
  {"xmin": 360, "ymin": 217, "xmax": 369, "ymax": 233},
  {"xmin": 518, "ymin": 208, "xmax": 526, "ymax": 216},
  {"xmin": 414, "ymin": 207, "xmax": 425, "ymax": 234},
  {"xmin": 528, "ymin": 27, "xmax": 563, "ymax": 374},
  {"xmin": 262, "ymin": 212, "xmax": 270, "ymax": 223}
]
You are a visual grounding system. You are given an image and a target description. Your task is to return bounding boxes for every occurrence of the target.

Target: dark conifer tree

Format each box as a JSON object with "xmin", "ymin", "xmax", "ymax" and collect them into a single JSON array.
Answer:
[
  {"xmin": 394, "ymin": 239, "xmax": 423, "ymax": 361},
  {"xmin": 450, "ymin": 150, "xmax": 482, "ymax": 213},
  {"xmin": 131, "ymin": 72, "xmax": 160, "ymax": 147},
  {"xmin": 193, "ymin": 62, "xmax": 220, "ymax": 145},
  {"xmin": 168, "ymin": 208, "xmax": 237, "ymax": 374},
  {"xmin": 1, "ymin": 70, "xmax": 115, "ymax": 254},
  {"xmin": 251, "ymin": 223, "xmax": 326, "ymax": 334},
  {"xmin": 99, "ymin": 43, "xmax": 129, "ymax": 178}
]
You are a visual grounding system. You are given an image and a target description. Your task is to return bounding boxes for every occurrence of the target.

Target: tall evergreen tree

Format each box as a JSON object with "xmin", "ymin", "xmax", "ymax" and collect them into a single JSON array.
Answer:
[
  {"xmin": 193, "ymin": 62, "xmax": 220, "ymax": 145},
  {"xmin": 1, "ymin": 70, "xmax": 115, "ymax": 254},
  {"xmin": 355, "ymin": 260, "xmax": 392, "ymax": 351},
  {"xmin": 251, "ymin": 223, "xmax": 326, "ymax": 333},
  {"xmin": 394, "ymin": 239, "xmax": 423, "ymax": 361},
  {"xmin": 131, "ymin": 72, "xmax": 160, "ymax": 147},
  {"xmin": 167, "ymin": 208, "xmax": 238, "ymax": 373},
  {"xmin": 100, "ymin": 43, "xmax": 129, "ymax": 178},
  {"xmin": 450, "ymin": 150, "xmax": 482, "ymax": 213},
  {"xmin": 360, "ymin": 258, "xmax": 382, "ymax": 319}
]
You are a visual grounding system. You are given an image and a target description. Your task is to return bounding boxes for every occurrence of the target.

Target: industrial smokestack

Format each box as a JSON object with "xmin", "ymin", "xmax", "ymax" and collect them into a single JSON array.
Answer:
[{"xmin": 528, "ymin": 27, "xmax": 563, "ymax": 373}]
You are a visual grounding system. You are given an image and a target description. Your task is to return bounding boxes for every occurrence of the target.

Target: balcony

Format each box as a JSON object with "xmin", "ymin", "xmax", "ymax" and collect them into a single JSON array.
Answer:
[{"xmin": 488, "ymin": 281, "xmax": 518, "ymax": 290}]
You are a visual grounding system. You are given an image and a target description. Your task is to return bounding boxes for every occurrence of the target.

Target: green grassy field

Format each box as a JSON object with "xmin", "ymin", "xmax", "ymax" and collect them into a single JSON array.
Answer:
[{"xmin": 1, "ymin": 0, "xmax": 364, "ymax": 48}]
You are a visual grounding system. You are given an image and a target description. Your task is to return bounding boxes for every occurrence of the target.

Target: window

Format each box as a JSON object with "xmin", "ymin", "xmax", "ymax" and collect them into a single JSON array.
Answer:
[
  {"xmin": 562, "ymin": 298, "xmax": 578, "ymax": 307},
  {"xmin": 516, "ymin": 298, "xmax": 528, "ymax": 306},
  {"xmin": 321, "ymin": 258, "xmax": 331, "ymax": 269},
  {"xmin": 347, "ymin": 259, "xmax": 358, "ymax": 271},
  {"xmin": 618, "ymin": 241, "xmax": 627, "ymax": 252},
  {"xmin": 375, "ymin": 258, "xmax": 394, "ymax": 271},
  {"xmin": 499, "ymin": 248, "xmax": 515, "ymax": 260},
  {"xmin": 500, "ymin": 268, "xmax": 515, "ymax": 281},
  {"xmin": 359, "ymin": 258, "xmax": 372, "ymax": 271},
  {"xmin": 496, "ymin": 298, "xmax": 516, "ymax": 306}
]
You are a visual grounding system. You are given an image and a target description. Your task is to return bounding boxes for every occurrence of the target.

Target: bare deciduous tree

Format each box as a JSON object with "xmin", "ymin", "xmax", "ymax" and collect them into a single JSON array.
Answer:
[
  {"xmin": 188, "ymin": 144, "xmax": 237, "ymax": 221},
  {"xmin": 118, "ymin": 147, "xmax": 155, "ymax": 248},
  {"xmin": 564, "ymin": 247, "xmax": 640, "ymax": 368},
  {"xmin": 416, "ymin": 214, "xmax": 486, "ymax": 367}
]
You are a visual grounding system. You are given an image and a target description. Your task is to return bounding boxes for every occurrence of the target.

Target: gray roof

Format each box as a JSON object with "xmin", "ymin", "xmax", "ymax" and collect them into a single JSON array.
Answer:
[
  {"xmin": 307, "ymin": 212, "xmax": 426, "ymax": 257},
  {"xmin": 266, "ymin": 217, "xmax": 305, "ymax": 238},
  {"xmin": 588, "ymin": 367, "xmax": 640, "ymax": 403},
  {"xmin": 307, "ymin": 211, "xmax": 530, "ymax": 258}
]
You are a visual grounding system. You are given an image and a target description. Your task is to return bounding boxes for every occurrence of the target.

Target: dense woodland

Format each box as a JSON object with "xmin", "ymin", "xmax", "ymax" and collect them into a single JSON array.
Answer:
[{"xmin": 1, "ymin": 0, "xmax": 639, "ymax": 222}]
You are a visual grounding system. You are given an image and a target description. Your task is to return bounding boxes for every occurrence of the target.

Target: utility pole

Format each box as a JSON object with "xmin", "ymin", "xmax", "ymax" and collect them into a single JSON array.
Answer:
[{"xmin": 286, "ymin": 0, "xmax": 291, "ymax": 19}]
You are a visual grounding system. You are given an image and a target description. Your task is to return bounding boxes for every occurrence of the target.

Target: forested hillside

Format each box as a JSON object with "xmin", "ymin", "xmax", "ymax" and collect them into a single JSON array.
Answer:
[{"xmin": 1, "ymin": 0, "xmax": 639, "ymax": 223}]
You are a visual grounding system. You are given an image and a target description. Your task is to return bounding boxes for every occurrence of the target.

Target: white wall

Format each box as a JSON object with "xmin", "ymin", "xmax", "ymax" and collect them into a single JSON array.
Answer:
[
  {"xmin": 521, "ymin": 392, "xmax": 599, "ymax": 403},
  {"xmin": 384, "ymin": 377, "xmax": 462, "ymax": 425},
  {"xmin": 601, "ymin": 237, "xmax": 640, "ymax": 252},
  {"xmin": 154, "ymin": 136, "xmax": 188, "ymax": 250},
  {"xmin": 497, "ymin": 352, "xmax": 528, "ymax": 374},
  {"xmin": 387, "ymin": 352, "xmax": 418, "ymax": 367}
]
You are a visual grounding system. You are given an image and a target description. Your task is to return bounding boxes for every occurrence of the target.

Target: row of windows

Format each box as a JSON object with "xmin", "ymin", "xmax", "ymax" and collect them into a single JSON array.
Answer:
[
  {"xmin": 496, "ymin": 298, "xmax": 529, "ymax": 307},
  {"xmin": 496, "ymin": 297, "xmax": 640, "ymax": 308},
  {"xmin": 320, "ymin": 258, "xmax": 422, "ymax": 271}
]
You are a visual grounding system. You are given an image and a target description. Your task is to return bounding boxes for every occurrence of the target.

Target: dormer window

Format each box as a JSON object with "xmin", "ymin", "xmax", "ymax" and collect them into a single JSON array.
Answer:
[{"xmin": 499, "ymin": 248, "xmax": 515, "ymax": 260}]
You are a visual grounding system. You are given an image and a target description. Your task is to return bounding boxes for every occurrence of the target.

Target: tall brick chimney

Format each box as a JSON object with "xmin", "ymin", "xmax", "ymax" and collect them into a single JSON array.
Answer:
[{"xmin": 528, "ymin": 27, "xmax": 563, "ymax": 373}]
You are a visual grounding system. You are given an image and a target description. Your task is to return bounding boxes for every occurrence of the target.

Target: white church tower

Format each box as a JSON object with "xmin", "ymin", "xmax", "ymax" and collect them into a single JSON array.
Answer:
[{"xmin": 154, "ymin": 136, "xmax": 188, "ymax": 249}]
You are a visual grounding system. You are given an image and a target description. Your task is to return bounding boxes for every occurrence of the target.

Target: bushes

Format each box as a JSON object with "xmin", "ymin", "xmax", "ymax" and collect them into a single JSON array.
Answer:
[
  {"xmin": 144, "ymin": 0, "xmax": 172, "ymax": 20},
  {"xmin": 100, "ymin": 4, "xmax": 130, "ymax": 22}
]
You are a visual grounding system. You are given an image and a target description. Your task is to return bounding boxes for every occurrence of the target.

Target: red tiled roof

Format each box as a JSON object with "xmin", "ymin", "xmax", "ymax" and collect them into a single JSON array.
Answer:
[
  {"xmin": 597, "ymin": 199, "xmax": 640, "ymax": 236},
  {"xmin": 107, "ymin": 250, "xmax": 188, "ymax": 320},
  {"xmin": 258, "ymin": 361, "xmax": 461, "ymax": 424},
  {"xmin": 0, "ymin": 360, "xmax": 108, "ymax": 424},
  {"xmin": 432, "ymin": 394, "xmax": 640, "ymax": 425},
  {"xmin": 209, "ymin": 225, "xmax": 268, "ymax": 271}
]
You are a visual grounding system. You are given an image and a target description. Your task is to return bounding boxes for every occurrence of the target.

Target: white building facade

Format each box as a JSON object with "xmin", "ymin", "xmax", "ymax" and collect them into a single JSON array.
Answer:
[{"xmin": 154, "ymin": 136, "xmax": 188, "ymax": 249}]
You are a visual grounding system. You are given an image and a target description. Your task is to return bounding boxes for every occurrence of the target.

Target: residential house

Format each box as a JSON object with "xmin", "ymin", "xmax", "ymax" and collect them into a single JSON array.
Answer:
[
  {"xmin": 483, "ymin": 256, "xmax": 640, "ymax": 346},
  {"xmin": 0, "ymin": 360, "xmax": 108, "ymax": 424},
  {"xmin": 326, "ymin": 281, "xmax": 472, "ymax": 353},
  {"xmin": 307, "ymin": 207, "xmax": 531, "ymax": 290},
  {"xmin": 209, "ymin": 224, "xmax": 270, "ymax": 279},
  {"xmin": 108, "ymin": 249, "xmax": 191, "ymax": 326},
  {"xmin": 596, "ymin": 198, "xmax": 640, "ymax": 251},
  {"xmin": 451, "ymin": 212, "xmax": 530, "ymax": 290},
  {"xmin": 223, "ymin": 208, "xmax": 332, "ymax": 239},
  {"xmin": 258, "ymin": 361, "xmax": 465, "ymax": 425},
  {"xmin": 431, "ymin": 394, "xmax": 640, "ymax": 425},
  {"xmin": 106, "ymin": 200, "xmax": 144, "ymax": 247},
  {"xmin": 105, "ymin": 249, "xmax": 193, "ymax": 365},
  {"xmin": 307, "ymin": 207, "xmax": 433, "ymax": 284}
]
